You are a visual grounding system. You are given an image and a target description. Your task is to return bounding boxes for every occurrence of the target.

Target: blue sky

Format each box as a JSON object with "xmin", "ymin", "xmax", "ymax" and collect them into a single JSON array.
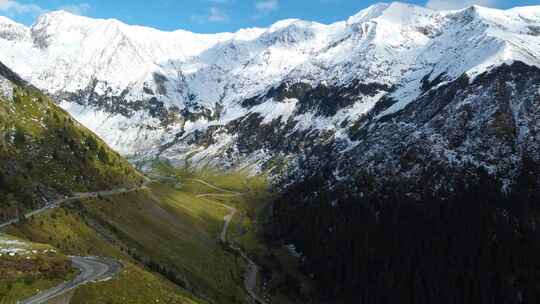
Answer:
[{"xmin": 0, "ymin": 0, "xmax": 537, "ymax": 33}]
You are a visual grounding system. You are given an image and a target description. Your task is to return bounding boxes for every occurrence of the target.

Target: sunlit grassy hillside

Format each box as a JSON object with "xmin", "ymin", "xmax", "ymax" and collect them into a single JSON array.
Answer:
[
  {"xmin": 0, "ymin": 62, "xmax": 143, "ymax": 221},
  {"xmin": 3, "ymin": 163, "xmax": 272, "ymax": 304}
]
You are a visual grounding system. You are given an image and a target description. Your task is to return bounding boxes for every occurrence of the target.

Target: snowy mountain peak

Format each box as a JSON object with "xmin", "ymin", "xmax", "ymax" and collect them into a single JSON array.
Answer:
[
  {"xmin": 32, "ymin": 9, "xmax": 97, "ymax": 31},
  {"xmin": 269, "ymin": 19, "xmax": 305, "ymax": 31},
  {"xmin": 347, "ymin": 2, "xmax": 435, "ymax": 24},
  {"xmin": 0, "ymin": 3, "xmax": 538, "ymax": 164},
  {"xmin": 347, "ymin": 3, "xmax": 390, "ymax": 24},
  {"xmin": 36, "ymin": 9, "xmax": 78, "ymax": 20}
]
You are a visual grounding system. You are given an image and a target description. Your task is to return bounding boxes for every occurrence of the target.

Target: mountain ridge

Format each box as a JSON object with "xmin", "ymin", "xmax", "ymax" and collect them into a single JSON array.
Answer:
[{"xmin": 0, "ymin": 2, "xmax": 539, "ymax": 191}]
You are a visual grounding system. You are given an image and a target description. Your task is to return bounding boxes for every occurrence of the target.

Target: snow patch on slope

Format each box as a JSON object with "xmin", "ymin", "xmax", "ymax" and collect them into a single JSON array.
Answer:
[
  {"xmin": 251, "ymin": 98, "xmax": 298, "ymax": 124},
  {"xmin": 0, "ymin": 3, "xmax": 538, "ymax": 160}
]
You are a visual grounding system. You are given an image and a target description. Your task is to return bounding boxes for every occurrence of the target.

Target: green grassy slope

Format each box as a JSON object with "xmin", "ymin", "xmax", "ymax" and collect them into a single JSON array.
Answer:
[
  {"xmin": 75, "ymin": 184, "xmax": 248, "ymax": 303},
  {"xmin": 156, "ymin": 165, "xmax": 315, "ymax": 304},
  {"xmin": 4, "ymin": 208, "xmax": 206, "ymax": 304},
  {"xmin": 151, "ymin": 162, "xmax": 276, "ymax": 300},
  {"xmin": 0, "ymin": 62, "xmax": 143, "ymax": 222},
  {"xmin": 3, "ymin": 162, "xmax": 274, "ymax": 304},
  {"xmin": 4, "ymin": 184, "xmax": 248, "ymax": 303}
]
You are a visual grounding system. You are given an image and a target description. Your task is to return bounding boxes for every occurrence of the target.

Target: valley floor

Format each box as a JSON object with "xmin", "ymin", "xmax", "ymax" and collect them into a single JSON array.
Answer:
[{"xmin": 0, "ymin": 163, "xmax": 287, "ymax": 304}]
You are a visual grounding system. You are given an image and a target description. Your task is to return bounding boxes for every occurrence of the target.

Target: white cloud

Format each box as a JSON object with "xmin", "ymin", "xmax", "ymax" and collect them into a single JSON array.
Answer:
[
  {"xmin": 207, "ymin": 7, "xmax": 228, "ymax": 22},
  {"xmin": 191, "ymin": 6, "xmax": 229, "ymax": 24},
  {"xmin": 255, "ymin": 0, "xmax": 279, "ymax": 14},
  {"xmin": 0, "ymin": 0, "xmax": 44, "ymax": 17},
  {"xmin": 59, "ymin": 3, "xmax": 92, "ymax": 15},
  {"xmin": 425, "ymin": 0, "xmax": 498, "ymax": 10}
]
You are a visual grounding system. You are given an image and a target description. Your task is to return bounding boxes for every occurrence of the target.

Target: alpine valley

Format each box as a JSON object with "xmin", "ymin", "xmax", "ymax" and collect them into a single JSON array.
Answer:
[{"xmin": 1, "ymin": 2, "xmax": 540, "ymax": 304}]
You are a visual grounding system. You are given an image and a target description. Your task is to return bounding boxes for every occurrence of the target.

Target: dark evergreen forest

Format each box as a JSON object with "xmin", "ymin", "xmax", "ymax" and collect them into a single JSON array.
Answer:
[{"xmin": 269, "ymin": 160, "xmax": 540, "ymax": 304}]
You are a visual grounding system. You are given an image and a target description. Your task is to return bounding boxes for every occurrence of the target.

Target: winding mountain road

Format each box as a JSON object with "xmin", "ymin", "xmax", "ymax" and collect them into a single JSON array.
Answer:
[
  {"xmin": 0, "ymin": 178, "xmax": 151, "ymax": 229},
  {"xmin": 0, "ymin": 178, "xmax": 148, "ymax": 303},
  {"xmin": 188, "ymin": 179, "xmax": 240, "ymax": 194},
  {"xmin": 19, "ymin": 256, "xmax": 123, "ymax": 304},
  {"xmin": 191, "ymin": 179, "xmax": 266, "ymax": 304},
  {"xmin": 196, "ymin": 193, "xmax": 245, "ymax": 198},
  {"xmin": 220, "ymin": 204, "xmax": 266, "ymax": 304},
  {"xmin": 8, "ymin": 177, "xmax": 263, "ymax": 303}
]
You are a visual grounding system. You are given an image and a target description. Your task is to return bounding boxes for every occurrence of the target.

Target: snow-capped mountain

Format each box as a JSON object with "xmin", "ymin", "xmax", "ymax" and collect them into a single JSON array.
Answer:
[{"xmin": 0, "ymin": 2, "xmax": 539, "ymax": 188}]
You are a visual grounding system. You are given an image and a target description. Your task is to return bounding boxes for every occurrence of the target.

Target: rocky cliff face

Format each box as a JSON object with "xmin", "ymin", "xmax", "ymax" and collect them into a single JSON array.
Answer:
[{"xmin": 0, "ymin": 2, "xmax": 539, "ymax": 192}]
